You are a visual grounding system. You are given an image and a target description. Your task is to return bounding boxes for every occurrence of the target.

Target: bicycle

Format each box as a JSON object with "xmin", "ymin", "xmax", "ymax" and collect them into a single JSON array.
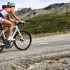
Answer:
[{"xmin": 0, "ymin": 22, "xmax": 32, "ymax": 52}]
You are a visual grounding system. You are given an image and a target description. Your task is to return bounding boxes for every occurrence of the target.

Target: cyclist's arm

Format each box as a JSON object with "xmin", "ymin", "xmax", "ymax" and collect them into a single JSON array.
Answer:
[
  {"xmin": 8, "ymin": 15, "xmax": 15, "ymax": 22},
  {"xmin": 11, "ymin": 9, "xmax": 21, "ymax": 22},
  {"xmin": 10, "ymin": 9, "xmax": 26, "ymax": 23}
]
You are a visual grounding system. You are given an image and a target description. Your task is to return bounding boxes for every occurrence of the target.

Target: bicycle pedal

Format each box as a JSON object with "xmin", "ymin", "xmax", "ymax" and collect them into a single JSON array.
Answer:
[
  {"xmin": 20, "ymin": 39, "xmax": 24, "ymax": 41},
  {"xmin": 0, "ymin": 45, "xmax": 4, "ymax": 48},
  {"xmin": 5, "ymin": 45, "xmax": 11, "ymax": 48}
]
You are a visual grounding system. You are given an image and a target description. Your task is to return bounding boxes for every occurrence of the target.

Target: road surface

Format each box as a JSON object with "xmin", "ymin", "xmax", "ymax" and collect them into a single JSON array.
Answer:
[{"xmin": 0, "ymin": 33, "xmax": 70, "ymax": 62}]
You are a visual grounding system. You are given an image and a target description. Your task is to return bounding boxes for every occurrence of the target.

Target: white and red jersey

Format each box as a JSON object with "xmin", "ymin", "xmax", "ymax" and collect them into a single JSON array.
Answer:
[
  {"xmin": 0, "ymin": 9, "xmax": 9, "ymax": 18},
  {"xmin": 0, "ymin": 9, "xmax": 9, "ymax": 24}
]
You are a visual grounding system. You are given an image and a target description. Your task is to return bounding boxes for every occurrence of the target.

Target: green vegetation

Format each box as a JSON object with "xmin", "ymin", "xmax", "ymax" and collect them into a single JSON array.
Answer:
[
  {"xmin": 62, "ymin": 60, "xmax": 68, "ymax": 64},
  {"xmin": 48, "ymin": 61, "xmax": 54, "ymax": 64},
  {"xmin": 54, "ymin": 56, "xmax": 63, "ymax": 61},
  {"xmin": 23, "ymin": 13, "xmax": 70, "ymax": 34},
  {"xmin": 12, "ymin": 65, "xmax": 16, "ymax": 70}
]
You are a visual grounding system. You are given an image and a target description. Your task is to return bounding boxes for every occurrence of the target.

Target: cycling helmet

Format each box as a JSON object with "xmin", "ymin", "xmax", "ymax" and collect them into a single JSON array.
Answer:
[{"xmin": 7, "ymin": 2, "xmax": 15, "ymax": 7}]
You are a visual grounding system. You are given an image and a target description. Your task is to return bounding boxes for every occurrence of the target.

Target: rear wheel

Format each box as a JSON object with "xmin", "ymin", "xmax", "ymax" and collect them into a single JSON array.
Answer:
[
  {"xmin": 0, "ymin": 45, "xmax": 3, "ymax": 52},
  {"xmin": 0, "ymin": 36, "xmax": 4, "ymax": 52},
  {"xmin": 14, "ymin": 31, "xmax": 32, "ymax": 50}
]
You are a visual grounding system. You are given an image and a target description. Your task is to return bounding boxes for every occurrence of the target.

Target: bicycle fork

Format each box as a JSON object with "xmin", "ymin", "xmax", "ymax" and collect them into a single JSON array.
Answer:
[{"xmin": 12, "ymin": 26, "xmax": 24, "ymax": 41}]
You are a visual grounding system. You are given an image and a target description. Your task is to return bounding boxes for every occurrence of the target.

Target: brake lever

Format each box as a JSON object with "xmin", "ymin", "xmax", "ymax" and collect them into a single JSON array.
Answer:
[{"xmin": 14, "ymin": 21, "xmax": 25, "ymax": 26}]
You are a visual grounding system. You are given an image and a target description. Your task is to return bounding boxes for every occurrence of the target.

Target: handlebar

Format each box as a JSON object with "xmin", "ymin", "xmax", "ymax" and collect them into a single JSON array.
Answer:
[
  {"xmin": 14, "ymin": 21, "xmax": 25, "ymax": 25},
  {"xmin": 13, "ymin": 21, "xmax": 26, "ymax": 30}
]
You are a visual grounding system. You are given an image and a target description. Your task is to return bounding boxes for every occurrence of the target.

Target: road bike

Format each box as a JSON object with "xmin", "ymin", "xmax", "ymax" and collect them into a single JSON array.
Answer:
[{"xmin": 0, "ymin": 22, "xmax": 32, "ymax": 52}]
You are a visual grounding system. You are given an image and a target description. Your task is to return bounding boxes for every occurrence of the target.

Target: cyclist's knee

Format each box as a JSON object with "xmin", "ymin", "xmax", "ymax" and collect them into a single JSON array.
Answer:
[
  {"xmin": 7, "ymin": 22, "xmax": 13, "ymax": 27},
  {"xmin": 9, "ymin": 22, "xmax": 13, "ymax": 27},
  {"xmin": 4, "ymin": 20, "xmax": 13, "ymax": 27}
]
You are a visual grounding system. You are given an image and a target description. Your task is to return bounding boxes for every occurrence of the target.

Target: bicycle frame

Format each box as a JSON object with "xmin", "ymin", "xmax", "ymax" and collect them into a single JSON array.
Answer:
[
  {"xmin": 12, "ymin": 26, "xmax": 24, "ymax": 40},
  {"xmin": 0, "ymin": 25, "xmax": 24, "ymax": 41},
  {"xmin": 0, "ymin": 23, "xmax": 32, "ymax": 51}
]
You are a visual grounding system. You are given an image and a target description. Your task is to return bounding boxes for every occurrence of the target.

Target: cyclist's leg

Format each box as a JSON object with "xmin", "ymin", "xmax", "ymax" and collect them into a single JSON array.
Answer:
[
  {"xmin": 4, "ymin": 19, "xmax": 13, "ymax": 37},
  {"xmin": 4, "ymin": 19, "xmax": 15, "ymax": 40},
  {"xmin": 0, "ymin": 17, "xmax": 5, "ymax": 45}
]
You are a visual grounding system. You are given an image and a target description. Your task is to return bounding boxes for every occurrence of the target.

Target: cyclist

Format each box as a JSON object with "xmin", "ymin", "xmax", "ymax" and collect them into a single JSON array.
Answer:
[{"xmin": 0, "ymin": 2, "xmax": 25, "ymax": 45}]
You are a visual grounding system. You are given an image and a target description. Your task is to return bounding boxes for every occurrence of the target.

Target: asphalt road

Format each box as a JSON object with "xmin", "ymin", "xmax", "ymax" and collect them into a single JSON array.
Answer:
[{"xmin": 0, "ymin": 33, "xmax": 70, "ymax": 62}]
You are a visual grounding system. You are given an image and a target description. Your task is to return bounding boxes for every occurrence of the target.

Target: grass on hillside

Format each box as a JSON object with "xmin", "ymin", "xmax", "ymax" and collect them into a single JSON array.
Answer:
[{"xmin": 22, "ymin": 13, "xmax": 70, "ymax": 34}]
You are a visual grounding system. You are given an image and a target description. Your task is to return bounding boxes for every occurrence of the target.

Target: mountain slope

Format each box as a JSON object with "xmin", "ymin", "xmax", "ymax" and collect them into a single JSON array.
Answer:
[
  {"xmin": 22, "ymin": 13, "xmax": 70, "ymax": 34},
  {"xmin": 17, "ymin": 2, "xmax": 70, "ymax": 20}
]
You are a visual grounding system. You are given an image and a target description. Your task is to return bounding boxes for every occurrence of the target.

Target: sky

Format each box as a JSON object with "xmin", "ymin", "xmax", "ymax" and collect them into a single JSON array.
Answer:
[{"xmin": 0, "ymin": 0, "xmax": 70, "ymax": 10}]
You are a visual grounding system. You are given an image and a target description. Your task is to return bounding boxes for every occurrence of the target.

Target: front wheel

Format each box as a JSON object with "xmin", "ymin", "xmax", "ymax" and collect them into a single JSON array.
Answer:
[{"xmin": 14, "ymin": 31, "xmax": 32, "ymax": 50}]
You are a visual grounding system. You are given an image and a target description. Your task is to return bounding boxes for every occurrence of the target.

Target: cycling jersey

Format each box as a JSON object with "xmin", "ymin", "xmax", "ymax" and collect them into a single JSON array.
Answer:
[
  {"xmin": 0, "ymin": 17, "xmax": 4, "ymax": 24},
  {"xmin": 0, "ymin": 9, "xmax": 9, "ymax": 18},
  {"xmin": 0, "ymin": 9, "xmax": 9, "ymax": 24}
]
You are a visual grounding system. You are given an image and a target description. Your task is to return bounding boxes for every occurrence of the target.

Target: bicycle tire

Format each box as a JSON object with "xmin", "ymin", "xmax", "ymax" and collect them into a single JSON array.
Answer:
[
  {"xmin": 14, "ymin": 30, "xmax": 32, "ymax": 50},
  {"xmin": 0, "ymin": 36, "xmax": 4, "ymax": 52},
  {"xmin": 0, "ymin": 46, "xmax": 3, "ymax": 52},
  {"xmin": 0, "ymin": 45, "xmax": 3, "ymax": 52}
]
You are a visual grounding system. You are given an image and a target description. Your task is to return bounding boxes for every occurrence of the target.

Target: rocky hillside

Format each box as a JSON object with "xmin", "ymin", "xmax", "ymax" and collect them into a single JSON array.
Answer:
[
  {"xmin": 44, "ymin": 3, "xmax": 65, "ymax": 10},
  {"xmin": 16, "ymin": 3, "xmax": 70, "ymax": 20},
  {"xmin": 20, "ymin": 13, "xmax": 70, "ymax": 34},
  {"xmin": 13, "ymin": 3, "xmax": 70, "ymax": 34},
  {"xmin": 15, "ymin": 8, "xmax": 32, "ymax": 16}
]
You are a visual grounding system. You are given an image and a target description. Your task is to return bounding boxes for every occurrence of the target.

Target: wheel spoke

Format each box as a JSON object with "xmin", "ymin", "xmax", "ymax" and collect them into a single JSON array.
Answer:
[{"xmin": 14, "ymin": 31, "xmax": 32, "ymax": 50}]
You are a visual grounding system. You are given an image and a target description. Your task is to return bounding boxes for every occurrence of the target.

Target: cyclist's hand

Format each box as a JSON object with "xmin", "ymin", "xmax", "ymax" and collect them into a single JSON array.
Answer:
[{"xmin": 20, "ymin": 20, "xmax": 26, "ymax": 24}]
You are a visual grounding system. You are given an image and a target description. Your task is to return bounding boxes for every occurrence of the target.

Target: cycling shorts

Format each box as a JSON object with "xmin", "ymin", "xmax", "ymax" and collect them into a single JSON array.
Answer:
[
  {"xmin": 0, "ymin": 17, "xmax": 5, "ymax": 24},
  {"xmin": 0, "ymin": 12, "xmax": 5, "ymax": 24}
]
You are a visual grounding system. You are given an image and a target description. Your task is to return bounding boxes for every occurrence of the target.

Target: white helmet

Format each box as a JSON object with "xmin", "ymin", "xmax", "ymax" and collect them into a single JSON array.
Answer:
[{"xmin": 7, "ymin": 2, "xmax": 15, "ymax": 7}]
